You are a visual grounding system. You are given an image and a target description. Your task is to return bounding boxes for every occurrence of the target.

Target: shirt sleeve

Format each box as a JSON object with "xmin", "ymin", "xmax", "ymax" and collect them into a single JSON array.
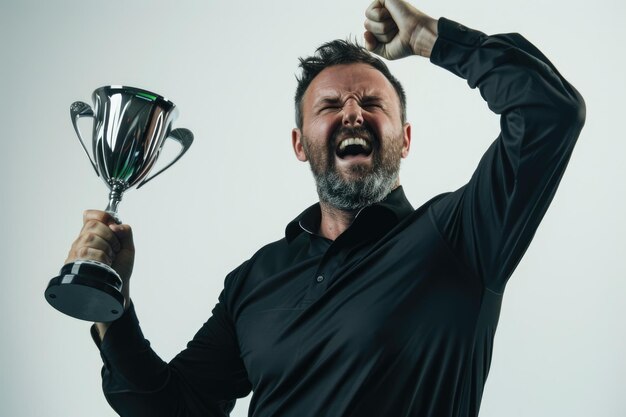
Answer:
[
  {"xmin": 92, "ymin": 273, "xmax": 252, "ymax": 416},
  {"xmin": 428, "ymin": 18, "xmax": 586, "ymax": 293}
]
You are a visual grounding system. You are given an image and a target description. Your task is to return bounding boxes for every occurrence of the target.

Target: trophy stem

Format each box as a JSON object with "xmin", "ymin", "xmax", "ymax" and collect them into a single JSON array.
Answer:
[{"xmin": 105, "ymin": 184, "xmax": 124, "ymax": 223}]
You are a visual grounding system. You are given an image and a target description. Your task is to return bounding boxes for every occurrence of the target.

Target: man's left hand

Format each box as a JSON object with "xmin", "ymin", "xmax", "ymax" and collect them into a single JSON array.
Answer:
[{"xmin": 364, "ymin": 0, "xmax": 438, "ymax": 59}]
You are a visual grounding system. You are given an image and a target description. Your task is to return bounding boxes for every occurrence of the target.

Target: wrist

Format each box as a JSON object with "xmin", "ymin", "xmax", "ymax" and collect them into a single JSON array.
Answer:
[
  {"xmin": 94, "ymin": 290, "xmax": 130, "ymax": 341},
  {"xmin": 94, "ymin": 321, "xmax": 110, "ymax": 341},
  {"xmin": 410, "ymin": 17, "xmax": 439, "ymax": 58},
  {"xmin": 122, "ymin": 282, "xmax": 130, "ymax": 311}
]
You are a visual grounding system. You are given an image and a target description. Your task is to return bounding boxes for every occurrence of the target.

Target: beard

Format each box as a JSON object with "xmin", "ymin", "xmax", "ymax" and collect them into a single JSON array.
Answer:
[{"xmin": 302, "ymin": 126, "xmax": 403, "ymax": 211}]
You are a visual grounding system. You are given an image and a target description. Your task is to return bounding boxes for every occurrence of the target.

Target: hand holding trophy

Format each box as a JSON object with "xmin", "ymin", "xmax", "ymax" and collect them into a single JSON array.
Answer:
[{"xmin": 45, "ymin": 86, "xmax": 193, "ymax": 322}]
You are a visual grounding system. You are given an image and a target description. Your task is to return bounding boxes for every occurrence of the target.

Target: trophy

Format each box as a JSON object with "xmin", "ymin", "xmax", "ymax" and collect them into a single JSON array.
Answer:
[{"xmin": 45, "ymin": 86, "xmax": 193, "ymax": 322}]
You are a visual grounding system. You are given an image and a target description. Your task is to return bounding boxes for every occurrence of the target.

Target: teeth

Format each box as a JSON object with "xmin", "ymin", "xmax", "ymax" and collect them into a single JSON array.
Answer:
[{"xmin": 339, "ymin": 137, "xmax": 369, "ymax": 150}]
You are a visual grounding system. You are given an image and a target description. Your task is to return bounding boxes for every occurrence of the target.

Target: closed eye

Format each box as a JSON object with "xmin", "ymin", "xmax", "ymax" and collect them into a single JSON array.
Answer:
[
  {"xmin": 317, "ymin": 98, "xmax": 342, "ymax": 113},
  {"xmin": 361, "ymin": 97, "xmax": 384, "ymax": 109}
]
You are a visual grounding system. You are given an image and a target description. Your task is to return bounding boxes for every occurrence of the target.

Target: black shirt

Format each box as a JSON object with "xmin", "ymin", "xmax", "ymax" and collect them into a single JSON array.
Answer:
[{"xmin": 92, "ymin": 18, "xmax": 585, "ymax": 417}]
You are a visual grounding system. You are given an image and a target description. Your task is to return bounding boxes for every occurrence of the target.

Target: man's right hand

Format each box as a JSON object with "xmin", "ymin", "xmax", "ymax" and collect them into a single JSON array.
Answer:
[{"xmin": 66, "ymin": 210, "xmax": 135, "ymax": 334}]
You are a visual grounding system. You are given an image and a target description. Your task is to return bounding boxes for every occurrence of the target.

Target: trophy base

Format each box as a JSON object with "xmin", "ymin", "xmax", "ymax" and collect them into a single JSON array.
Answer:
[{"xmin": 45, "ymin": 260, "xmax": 125, "ymax": 322}]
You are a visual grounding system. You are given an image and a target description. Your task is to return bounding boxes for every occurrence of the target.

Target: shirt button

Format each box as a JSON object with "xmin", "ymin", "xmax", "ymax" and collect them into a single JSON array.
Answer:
[{"xmin": 316, "ymin": 275, "xmax": 324, "ymax": 283}]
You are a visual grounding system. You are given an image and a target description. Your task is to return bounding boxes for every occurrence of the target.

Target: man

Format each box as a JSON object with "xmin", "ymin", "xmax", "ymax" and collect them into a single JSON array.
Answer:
[{"xmin": 67, "ymin": 0, "xmax": 585, "ymax": 416}]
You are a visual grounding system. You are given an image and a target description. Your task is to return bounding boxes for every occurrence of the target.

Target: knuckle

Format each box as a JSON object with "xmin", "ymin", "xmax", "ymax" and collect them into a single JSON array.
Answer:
[
  {"xmin": 80, "ymin": 232, "xmax": 105, "ymax": 249},
  {"xmin": 83, "ymin": 232, "xmax": 97, "ymax": 244},
  {"xmin": 382, "ymin": 21, "xmax": 396, "ymax": 32},
  {"xmin": 77, "ymin": 246, "xmax": 111, "ymax": 264},
  {"xmin": 83, "ymin": 209, "xmax": 103, "ymax": 223},
  {"xmin": 76, "ymin": 246, "xmax": 91, "ymax": 259},
  {"xmin": 374, "ymin": 8, "xmax": 388, "ymax": 20},
  {"xmin": 86, "ymin": 218, "xmax": 103, "ymax": 228}
]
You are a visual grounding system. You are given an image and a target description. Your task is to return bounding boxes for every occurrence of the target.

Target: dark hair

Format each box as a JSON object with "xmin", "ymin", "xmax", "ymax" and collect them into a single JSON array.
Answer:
[{"xmin": 294, "ymin": 39, "xmax": 406, "ymax": 129}]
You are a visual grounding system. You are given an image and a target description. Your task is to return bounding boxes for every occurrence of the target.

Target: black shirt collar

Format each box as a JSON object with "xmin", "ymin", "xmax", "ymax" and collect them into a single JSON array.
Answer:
[{"xmin": 285, "ymin": 186, "xmax": 414, "ymax": 243}]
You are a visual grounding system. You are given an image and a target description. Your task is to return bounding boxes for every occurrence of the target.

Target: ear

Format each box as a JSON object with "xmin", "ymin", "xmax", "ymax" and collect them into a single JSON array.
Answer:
[
  {"xmin": 401, "ymin": 122, "xmax": 411, "ymax": 158},
  {"xmin": 292, "ymin": 128, "xmax": 308, "ymax": 162}
]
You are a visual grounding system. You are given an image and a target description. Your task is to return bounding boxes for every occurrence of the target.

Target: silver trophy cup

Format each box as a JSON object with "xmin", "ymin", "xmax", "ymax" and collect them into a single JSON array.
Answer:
[{"xmin": 45, "ymin": 86, "xmax": 193, "ymax": 322}]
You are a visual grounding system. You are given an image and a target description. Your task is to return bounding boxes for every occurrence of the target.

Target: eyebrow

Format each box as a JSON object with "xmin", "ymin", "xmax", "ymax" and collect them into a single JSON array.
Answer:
[
  {"xmin": 315, "ymin": 97, "xmax": 342, "ymax": 106},
  {"xmin": 361, "ymin": 95, "xmax": 384, "ymax": 103},
  {"xmin": 314, "ymin": 94, "xmax": 385, "ymax": 107}
]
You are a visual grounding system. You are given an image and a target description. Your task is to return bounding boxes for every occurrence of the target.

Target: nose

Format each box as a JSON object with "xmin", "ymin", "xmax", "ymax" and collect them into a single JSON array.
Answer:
[{"xmin": 342, "ymin": 99, "xmax": 364, "ymax": 127}]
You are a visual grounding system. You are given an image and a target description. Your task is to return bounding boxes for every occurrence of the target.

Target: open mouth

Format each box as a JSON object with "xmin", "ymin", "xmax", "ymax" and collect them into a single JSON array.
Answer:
[{"xmin": 336, "ymin": 137, "xmax": 373, "ymax": 159}]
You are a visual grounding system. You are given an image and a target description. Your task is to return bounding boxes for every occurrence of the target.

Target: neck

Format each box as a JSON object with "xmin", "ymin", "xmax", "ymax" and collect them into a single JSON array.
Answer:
[
  {"xmin": 318, "ymin": 202, "xmax": 358, "ymax": 241},
  {"xmin": 316, "ymin": 180, "xmax": 402, "ymax": 240}
]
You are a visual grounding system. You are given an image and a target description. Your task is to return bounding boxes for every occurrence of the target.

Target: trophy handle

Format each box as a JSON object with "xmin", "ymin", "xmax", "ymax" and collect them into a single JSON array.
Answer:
[
  {"xmin": 70, "ymin": 101, "xmax": 99, "ymax": 177},
  {"xmin": 137, "ymin": 128, "xmax": 194, "ymax": 189}
]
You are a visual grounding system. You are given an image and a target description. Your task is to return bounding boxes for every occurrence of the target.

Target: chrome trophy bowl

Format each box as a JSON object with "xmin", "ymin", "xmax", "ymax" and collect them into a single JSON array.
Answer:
[{"xmin": 45, "ymin": 86, "xmax": 193, "ymax": 322}]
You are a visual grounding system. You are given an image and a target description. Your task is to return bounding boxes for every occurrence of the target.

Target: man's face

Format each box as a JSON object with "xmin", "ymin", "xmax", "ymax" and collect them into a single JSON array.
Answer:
[{"xmin": 292, "ymin": 63, "xmax": 411, "ymax": 210}]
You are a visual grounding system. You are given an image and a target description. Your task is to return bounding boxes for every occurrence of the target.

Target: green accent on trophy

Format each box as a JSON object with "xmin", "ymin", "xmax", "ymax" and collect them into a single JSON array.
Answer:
[{"xmin": 136, "ymin": 92, "xmax": 157, "ymax": 101}]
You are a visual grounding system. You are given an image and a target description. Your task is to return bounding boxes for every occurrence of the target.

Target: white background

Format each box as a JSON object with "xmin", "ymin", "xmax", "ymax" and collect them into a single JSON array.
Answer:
[{"xmin": 1, "ymin": 0, "xmax": 624, "ymax": 416}]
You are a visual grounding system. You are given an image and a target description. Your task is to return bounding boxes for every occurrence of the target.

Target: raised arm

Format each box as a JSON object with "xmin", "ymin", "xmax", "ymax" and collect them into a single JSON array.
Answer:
[{"xmin": 365, "ymin": 0, "xmax": 586, "ymax": 292}]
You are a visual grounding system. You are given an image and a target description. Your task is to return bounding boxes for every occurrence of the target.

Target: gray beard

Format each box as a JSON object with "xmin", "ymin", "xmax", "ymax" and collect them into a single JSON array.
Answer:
[{"xmin": 312, "ymin": 163, "xmax": 399, "ymax": 211}]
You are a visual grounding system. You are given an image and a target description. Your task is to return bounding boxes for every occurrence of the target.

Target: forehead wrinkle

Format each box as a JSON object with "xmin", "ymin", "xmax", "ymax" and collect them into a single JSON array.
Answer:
[
  {"xmin": 313, "ymin": 63, "xmax": 391, "ymax": 90},
  {"xmin": 312, "ymin": 88, "xmax": 390, "ymax": 107}
]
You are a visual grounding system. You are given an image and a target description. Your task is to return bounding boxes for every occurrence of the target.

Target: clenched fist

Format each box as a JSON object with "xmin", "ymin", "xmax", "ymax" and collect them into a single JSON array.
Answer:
[
  {"xmin": 364, "ymin": 0, "xmax": 438, "ymax": 59},
  {"xmin": 66, "ymin": 210, "xmax": 135, "ymax": 313}
]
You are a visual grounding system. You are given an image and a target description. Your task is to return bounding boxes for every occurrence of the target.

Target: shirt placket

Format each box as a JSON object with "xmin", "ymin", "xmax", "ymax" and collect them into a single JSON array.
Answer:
[
  {"xmin": 302, "ymin": 240, "xmax": 347, "ymax": 305},
  {"xmin": 296, "ymin": 204, "xmax": 398, "ymax": 307}
]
